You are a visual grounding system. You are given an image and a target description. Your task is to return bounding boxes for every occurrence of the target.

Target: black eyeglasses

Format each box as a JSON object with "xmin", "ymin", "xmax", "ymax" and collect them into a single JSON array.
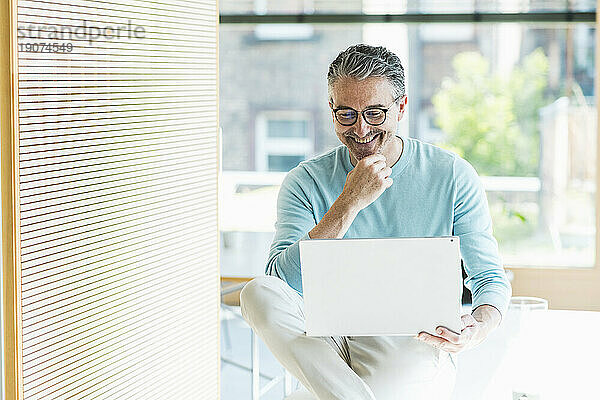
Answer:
[{"xmin": 331, "ymin": 95, "xmax": 403, "ymax": 126}]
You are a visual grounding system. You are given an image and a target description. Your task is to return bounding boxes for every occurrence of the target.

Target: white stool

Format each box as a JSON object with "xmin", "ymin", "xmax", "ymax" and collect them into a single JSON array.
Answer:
[{"xmin": 221, "ymin": 278, "xmax": 294, "ymax": 399}]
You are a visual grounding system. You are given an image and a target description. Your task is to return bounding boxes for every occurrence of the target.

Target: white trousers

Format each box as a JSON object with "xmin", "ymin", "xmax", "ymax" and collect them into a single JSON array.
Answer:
[{"xmin": 240, "ymin": 275, "xmax": 457, "ymax": 400}]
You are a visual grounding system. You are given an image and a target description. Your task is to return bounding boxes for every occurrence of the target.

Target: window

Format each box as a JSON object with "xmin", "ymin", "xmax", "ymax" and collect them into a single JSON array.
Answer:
[
  {"xmin": 218, "ymin": 7, "xmax": 600, "ymax": 315},
  {"xmin": 255, "ymin": 111, "xmax": 314, "ymax": 171},
  {"xmin": 220, "ymin": 22, "xmax": 596, "ymax": 270}
]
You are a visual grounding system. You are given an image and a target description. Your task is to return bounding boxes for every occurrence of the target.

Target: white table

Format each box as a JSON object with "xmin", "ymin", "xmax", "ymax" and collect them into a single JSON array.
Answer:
[{"xmin": 452, "ymin": 308, "xmax": 600, "ymax": 399}]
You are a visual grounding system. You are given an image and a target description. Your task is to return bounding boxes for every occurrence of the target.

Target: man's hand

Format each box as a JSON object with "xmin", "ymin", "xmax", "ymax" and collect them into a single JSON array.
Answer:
[
  {"xmin": 308, "ymin": 154, "xmax": 392, "ymax": 239},
  {"xmin": 339, "ymin": 154, "xmax": 393, "ymax": 213},
  {"xmin": 415, "ymin": 305, "xmax": 501, "ymax": 353}
]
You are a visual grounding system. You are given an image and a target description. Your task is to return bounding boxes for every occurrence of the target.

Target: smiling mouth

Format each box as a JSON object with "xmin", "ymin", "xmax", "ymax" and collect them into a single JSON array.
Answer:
[{"xmin": 351, "ymin": 133, "xmax": 379, "ymax": 144}]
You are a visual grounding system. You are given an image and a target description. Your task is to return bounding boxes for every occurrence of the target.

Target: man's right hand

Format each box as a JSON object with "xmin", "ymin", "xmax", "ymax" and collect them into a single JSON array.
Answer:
[
  {"xmin": 339, "ymin": 154, "xmax": 393, "ymax": 213},
  {"xmin": 308, "ymin": 154, "xmax": 393, "ymax": 239}
]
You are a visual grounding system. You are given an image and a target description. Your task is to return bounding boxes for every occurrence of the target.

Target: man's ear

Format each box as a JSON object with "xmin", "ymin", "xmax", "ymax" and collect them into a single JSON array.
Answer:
[{"xmin": 397, "ymin": 96, "xmax": 408, "ymax": 121}]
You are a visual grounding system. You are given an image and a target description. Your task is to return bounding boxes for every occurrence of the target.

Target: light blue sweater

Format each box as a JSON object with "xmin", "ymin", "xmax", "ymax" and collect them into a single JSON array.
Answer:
[{"xmin": 266, "ymin": 136, "xmax": 512, "ymax": 316}]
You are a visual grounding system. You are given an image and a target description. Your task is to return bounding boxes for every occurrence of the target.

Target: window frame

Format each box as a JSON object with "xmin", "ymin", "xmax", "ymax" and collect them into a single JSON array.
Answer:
[
  {"xmin": 254, "ymin": 110, "xmax": 314, "ymax": 171},
  {"xmin": 1, "ymin": 0, "xmax": 22, "ymax": 396}
]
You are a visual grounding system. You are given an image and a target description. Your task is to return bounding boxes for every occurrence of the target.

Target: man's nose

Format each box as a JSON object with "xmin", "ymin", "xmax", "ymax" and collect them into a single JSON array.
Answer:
[{"xmin": 355, "ymin": 114, "xmax": 370, "ymax": 137}]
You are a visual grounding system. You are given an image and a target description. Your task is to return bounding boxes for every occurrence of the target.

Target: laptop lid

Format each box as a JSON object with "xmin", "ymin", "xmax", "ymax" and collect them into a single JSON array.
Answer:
[{"xmin": 299, "ymin": 237, "xmax": 462, "ymax": 336}]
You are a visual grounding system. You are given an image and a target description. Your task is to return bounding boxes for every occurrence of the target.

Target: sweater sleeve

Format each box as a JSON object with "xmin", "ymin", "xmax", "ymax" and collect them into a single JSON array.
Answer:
[
  {"xmin": 452, "ymin": 157, "xmax": 512, "ymax": 318},
  {"xmin": 265, "ymin": 165, "xmax": 316, "ymax": 293}
]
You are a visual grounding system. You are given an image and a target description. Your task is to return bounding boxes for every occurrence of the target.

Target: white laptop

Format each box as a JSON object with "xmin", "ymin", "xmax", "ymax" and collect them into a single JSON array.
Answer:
[{"xmin": 299, "ymin": 237, "xmax": 463, "ymax": 337}]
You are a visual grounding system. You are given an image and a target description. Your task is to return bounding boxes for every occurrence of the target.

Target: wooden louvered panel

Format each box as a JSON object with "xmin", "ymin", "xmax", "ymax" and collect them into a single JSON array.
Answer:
[{"xmin": 15, "ymin": 0, "xmax": 219, "ymax": 398}]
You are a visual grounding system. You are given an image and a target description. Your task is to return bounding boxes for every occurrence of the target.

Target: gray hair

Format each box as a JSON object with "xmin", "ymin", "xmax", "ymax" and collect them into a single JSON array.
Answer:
[{"xmin": 327, "ymin": 44, "xmax": 406, "ymax": 102}]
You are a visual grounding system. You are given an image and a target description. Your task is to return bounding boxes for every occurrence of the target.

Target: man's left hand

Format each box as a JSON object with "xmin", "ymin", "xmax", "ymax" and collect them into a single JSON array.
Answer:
[{"xmin": 415, "ymin": 305, "xmax": 501, "ymax": 353}]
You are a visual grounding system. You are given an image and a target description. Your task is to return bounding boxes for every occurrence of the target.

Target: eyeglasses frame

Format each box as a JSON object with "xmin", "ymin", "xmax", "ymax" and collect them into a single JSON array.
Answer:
[{"xmin": 330, "ymin": 95, "xmax": 404, "ymax": 127}]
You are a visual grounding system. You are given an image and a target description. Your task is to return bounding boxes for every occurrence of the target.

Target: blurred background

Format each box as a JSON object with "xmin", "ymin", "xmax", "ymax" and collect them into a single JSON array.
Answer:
[{"xmin": 217, "ymin": 1, "xmax": 599, "ymax": 399}]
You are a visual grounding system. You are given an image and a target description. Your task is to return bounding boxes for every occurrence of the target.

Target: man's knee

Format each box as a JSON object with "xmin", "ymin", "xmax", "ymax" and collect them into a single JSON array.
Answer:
[{"xmin": 240, "ymin": 275, "xmax": 289, "ymax": 324}]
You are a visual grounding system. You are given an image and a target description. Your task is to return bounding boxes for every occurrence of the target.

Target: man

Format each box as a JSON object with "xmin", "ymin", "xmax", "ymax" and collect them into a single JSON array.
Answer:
[{"xmin": 240, "ymin": 44, "xmax": 511, "ymax": 400}]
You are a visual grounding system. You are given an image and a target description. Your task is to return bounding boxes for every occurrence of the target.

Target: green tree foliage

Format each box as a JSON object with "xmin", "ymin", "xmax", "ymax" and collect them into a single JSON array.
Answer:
[{"xmin": 432, "ymin": 49, "xmax": 549, "ymax": 176}]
